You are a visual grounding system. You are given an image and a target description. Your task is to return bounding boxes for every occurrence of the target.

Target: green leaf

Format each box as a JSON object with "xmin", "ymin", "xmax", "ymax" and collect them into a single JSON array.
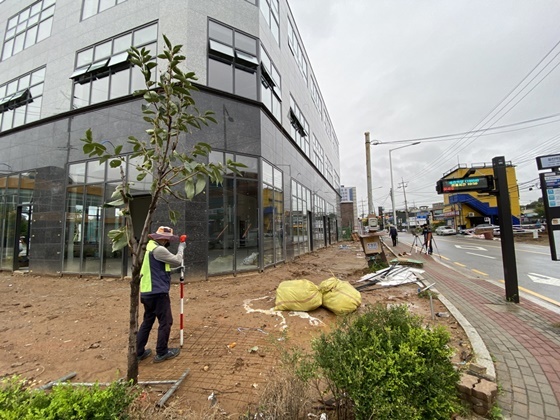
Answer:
[
  {"xmin": 107, "ymin": 198, "xmax": 125, "ymax": 207},
  {"xmin": 195, "ymin": 174, "xmax": 206, "ymax": 194},
  {"xmin": 109, "ymin": 159, "xmax": 122, "ymax": 168},
  {"xmin": 83, "ymin": 143, "xmax": 94, "ymax": 154},
  {"xmin": 114, "ymin": 145, "xmax": 123, "ymax": 155},
  {"xmin": 184, "ymin": 180, "xmax": 195, "ymax": 200},
  {"xmin": 169, "ymin": 210, "xmax": 178, "ymax": 225}
]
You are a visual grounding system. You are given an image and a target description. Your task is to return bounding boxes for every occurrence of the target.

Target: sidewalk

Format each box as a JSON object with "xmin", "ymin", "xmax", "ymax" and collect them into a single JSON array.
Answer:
[{"xmin": 388, "ymin": 238, "xmax": 560, "ymax": 420}]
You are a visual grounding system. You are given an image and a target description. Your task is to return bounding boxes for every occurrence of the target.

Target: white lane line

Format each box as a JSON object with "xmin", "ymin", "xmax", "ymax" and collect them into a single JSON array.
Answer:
[{"xmin": 466, "ymin": 252, "xmax": 496, "ymax": 259}]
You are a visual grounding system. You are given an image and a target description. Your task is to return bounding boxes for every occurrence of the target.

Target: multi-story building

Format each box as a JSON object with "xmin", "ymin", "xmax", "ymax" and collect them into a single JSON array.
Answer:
[{"xmin": 0, "ymin": 0, "xmax": 341, "ymax": 278}]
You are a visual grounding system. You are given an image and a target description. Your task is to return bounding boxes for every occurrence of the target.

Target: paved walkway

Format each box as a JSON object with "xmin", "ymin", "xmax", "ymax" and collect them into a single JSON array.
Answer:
[{"xmin": 389, "ymin": 239, "xmax": 560, "ymax": 420}]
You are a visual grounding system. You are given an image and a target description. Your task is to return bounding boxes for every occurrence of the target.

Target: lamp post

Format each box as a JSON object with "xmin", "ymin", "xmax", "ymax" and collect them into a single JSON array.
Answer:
[{"xmin": 388, "ymin": 142, "xmax": 420, "ymax": 229}]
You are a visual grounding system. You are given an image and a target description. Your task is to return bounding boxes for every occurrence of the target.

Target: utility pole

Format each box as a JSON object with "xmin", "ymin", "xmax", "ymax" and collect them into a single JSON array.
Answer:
[
  {"xmin": 364, "ymin": 132, "xmax": 374, "ymax": 215},
  {"xmin": 399, "ymin": 178, "xmax": 409, "ymax": 230}
]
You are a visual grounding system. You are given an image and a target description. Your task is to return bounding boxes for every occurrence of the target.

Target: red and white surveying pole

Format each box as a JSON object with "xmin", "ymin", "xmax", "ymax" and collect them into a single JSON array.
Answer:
[
  {"xmin": 179, "ymin": 260, "xmax": 185, "ymax": 347},
  {"xmin": 178, "ymin": 234, "xmax": 187, "ymax": 347}
]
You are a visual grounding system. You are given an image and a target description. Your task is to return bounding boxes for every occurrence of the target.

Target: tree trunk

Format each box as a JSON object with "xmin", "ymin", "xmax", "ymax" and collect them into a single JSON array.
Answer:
[{"xmin": 127, "ymin": 268, "xmax": 141, "ymax": 383}]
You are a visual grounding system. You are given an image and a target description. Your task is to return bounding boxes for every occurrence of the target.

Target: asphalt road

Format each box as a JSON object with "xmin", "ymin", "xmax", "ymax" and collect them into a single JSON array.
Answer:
[{"xmin": 398, "ymin": 232, "xmax": 560, "ymax": 308}]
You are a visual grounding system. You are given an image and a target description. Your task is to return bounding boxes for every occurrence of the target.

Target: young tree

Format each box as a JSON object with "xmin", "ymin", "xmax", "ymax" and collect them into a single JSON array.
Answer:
[{"xmin": 81, "ymin": 36, "xmax": 241, "ymax": 382}]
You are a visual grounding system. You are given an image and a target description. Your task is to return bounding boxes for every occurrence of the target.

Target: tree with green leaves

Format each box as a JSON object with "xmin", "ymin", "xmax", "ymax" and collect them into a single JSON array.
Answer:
[{"xmin": 82, "ymin": 36, "xmax": 241, "ymax": 382}]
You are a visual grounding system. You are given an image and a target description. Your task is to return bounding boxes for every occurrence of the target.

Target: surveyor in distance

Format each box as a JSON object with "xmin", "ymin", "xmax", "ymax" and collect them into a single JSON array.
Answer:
[
  {"xmin": 389, "ymin": 225, "xmax": 398, "ymax": 246},
  {"xmin": 422, "ymin": 223, "xmax": 433, "ymax": 255},
  {"xmin": 137, "ymin": 226, "xmax": 187, "ymax": 363}
]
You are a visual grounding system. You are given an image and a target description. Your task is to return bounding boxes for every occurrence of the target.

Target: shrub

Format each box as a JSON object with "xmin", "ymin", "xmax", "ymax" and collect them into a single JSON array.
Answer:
[
  {"xmin": 0, "ymin": 376, "xmax": 138, "ymax": 419},
  {"xmin": 311, "ymin": 304, "xmax": 461, "ymax": 419}
]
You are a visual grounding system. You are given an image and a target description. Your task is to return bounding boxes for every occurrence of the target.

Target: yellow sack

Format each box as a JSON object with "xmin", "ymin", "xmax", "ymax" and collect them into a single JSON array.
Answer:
[
  {"xmin": 275, "ymin": 279, "xmax": 322, "ymax": 312},
  {"xmin": 319, "ymin": 277, "xmax": 361, "ymax": 315}
]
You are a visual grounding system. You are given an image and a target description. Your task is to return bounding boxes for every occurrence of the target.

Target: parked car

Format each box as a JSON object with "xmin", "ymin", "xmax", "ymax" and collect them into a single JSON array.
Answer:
[
  {"xmin": 493, "ymin": 226, "xmax": 526, "ymax": 236},
  {"xmin": 463, "ymin": 223, "xmax": 499, "ymax": 235},
  {"xmin": 435, "ymin": 226, "xmax": 456, "ymax": 236}
]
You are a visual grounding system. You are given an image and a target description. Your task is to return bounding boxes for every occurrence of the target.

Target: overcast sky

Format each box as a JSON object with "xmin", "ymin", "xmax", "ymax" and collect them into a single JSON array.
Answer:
[{"xmin": 289, "ymin": 1, "xmax": 560, "ymax": 215}]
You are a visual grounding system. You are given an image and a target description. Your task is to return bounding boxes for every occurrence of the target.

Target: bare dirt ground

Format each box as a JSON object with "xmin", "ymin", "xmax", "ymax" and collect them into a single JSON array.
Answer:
[{"xmin": 0, "ymin": 240, "xmax": 471, "ymax": 417}]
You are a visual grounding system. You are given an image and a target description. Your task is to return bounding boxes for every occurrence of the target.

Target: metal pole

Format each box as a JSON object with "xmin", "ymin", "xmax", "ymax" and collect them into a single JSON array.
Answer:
[
  {"xmin": 492, "ymin": 156, "xmax": 519, "ymax": 303},
  {"xmin": 156, "ymin": 368, "xmax": 190, "ymax": 407},
  {"xmin": 401, "ymin": 178, "xmax": 409, "ymax": 230},
  {"xmin": 390, "ymin": 149, "xmax": 396, "ymax": 227},
  {"xmin": 365, "ymin": 132, "xmax": 373, "ymax": 215}
]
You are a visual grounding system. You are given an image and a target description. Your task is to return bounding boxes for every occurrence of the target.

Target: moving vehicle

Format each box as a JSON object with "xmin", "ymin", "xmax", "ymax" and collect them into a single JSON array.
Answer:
[{"xmin": 435, "ymin": 226, "xmax": 456, "ymax": 236}]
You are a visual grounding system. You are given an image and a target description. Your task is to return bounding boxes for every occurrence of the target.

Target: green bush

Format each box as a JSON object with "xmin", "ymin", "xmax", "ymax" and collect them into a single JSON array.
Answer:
[
  {"xmin": 0, "ymin": 376, "xmax": 138, "ymax": 420},
  {"xmin": 312, "ymin": 304, "xmax": 461, "ymax": 420}
]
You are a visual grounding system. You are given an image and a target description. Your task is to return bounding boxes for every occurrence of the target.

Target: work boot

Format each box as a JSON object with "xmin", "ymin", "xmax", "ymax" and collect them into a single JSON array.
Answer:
[
  {"xmin": 137, "ymin": 348, "xmax": 152, "ymax": 361},
  {"xmin": 154, "ymin": 348, "xmax": 180, "ymax": 363}
]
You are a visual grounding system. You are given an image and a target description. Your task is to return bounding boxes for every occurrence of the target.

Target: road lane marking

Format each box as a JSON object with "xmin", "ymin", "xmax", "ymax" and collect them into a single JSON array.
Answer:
[
  {"xmin": 472, "ymin": 269, "xmax": 488, "ymax": 276},
  {"xmin": 528, "ymin": 273, "xmax": 560, "ymax": 287},
  {"xmin": 498, "ymin": 280, "xmax": 560, "ymax": 306},
  {"xmin": 455, "ymin": 245, "xmax": 487, "ymax": 251},
  {"xmin": 466, "ymin": 252, "xmax": 496, "ymax": 259},
  {"xmin": 439, "ymin": 255, "xmax": 450, "ymax": 261},
  {"xmin": 454, "ymin": 262, "xmax": 466, "ymax": 267}
]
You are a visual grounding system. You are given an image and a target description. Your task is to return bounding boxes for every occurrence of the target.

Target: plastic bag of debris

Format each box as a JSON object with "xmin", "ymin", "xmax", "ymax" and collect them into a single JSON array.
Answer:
[
  {"xmin": 274, "ymin": 279, "xmax": 322, "ymax": 312},
  {"xmin": 319, "ymin": 277, "xmax": 361, "ymax": 315}
]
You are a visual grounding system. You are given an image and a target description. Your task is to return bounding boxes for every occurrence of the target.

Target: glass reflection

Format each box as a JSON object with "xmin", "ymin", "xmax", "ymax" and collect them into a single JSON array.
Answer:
[{"xmin": 208, "ymin": 180, "xmax": 234, "ymax": 275}]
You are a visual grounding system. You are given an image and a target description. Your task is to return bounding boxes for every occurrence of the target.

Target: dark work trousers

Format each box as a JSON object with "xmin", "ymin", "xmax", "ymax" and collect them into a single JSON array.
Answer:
[
  {"xmin": 137, "ymin": 293, "xmax": 173, "ymax": 357},
  {"xmin": 391, "ymin": 235, "xmax": 397, "ymax": 246}
]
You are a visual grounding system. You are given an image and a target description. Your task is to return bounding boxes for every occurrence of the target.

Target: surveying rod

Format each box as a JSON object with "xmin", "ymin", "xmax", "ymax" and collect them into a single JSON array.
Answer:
[{"xmin": 179, "ymin": 234, "xmax": 188, "ymax": 347}]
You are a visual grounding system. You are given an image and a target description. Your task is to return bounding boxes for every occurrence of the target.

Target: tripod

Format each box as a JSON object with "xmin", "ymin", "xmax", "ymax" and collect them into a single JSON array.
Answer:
[
  {"xmin": 410, "ymin": 232, "xmax": 440, "ymax": 256},
  {"xmin": 410, "ymin": 234, "xmax": 423, "ymax": 254}
]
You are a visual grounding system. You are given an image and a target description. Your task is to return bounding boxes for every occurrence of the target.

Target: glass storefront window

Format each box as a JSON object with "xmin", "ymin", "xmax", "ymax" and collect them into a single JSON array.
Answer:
[
  {"xmin": 208, "ymin": 180, "xmax": 234, "ymax": 275},
  {"xmin": 63, "ymin": 186, "xmax": 84, "ymax": 272},
  {"xmin": 82, "ymin": 184, "xmax": 103, "ymax": 273},
  {"xmin": 68, "ymin": 162, "xmax": 86, "ymax": 184},
  {"xmin": 236, "ymin": 178, "xmax": 259, "ymax": 272}
]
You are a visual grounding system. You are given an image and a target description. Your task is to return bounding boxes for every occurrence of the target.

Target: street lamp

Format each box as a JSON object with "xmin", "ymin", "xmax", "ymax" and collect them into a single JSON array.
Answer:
[{"xmin": 388, "ymin": 142, "xmax": 420, "ymax": 229}]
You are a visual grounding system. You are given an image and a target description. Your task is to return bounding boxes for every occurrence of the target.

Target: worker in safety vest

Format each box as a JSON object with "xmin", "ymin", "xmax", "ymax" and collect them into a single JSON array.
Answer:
[{"xmin": 137, "ymin": 226, "xmax": 186, "ymax": 363}]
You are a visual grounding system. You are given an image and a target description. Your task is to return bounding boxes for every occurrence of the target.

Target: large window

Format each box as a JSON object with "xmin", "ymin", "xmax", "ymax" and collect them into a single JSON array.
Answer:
[
  {"xmin": 64, "ymin": 157, "xmax": 149, "ymax": 276},
  {"xmin": 312, "ymin": 135, "xmax": 324, "ymax": 174},
  {"xmin": 2, "ymin": 0, "xmax": 55, "ymax": 61},
  {"xmin": 260, "ymin": 45, "xmax": 281, "ymax": 121},
  {"xmin": 208, "ymin": 152, "xmax": 260, "ymax": 276},
  {"xmin": 71, "ymin": 22, "xmax": 158, "ymax": 108},
  {"xmin": 82, "ymin": 0, "xmax": 128, "ymax": 20},
  {"xmin": 290, "ymin": 180, "xmax": 310, "ymax": 257},
  {"xmin": 262, "ymin": 161, "xmax": 284, "ymax": 266},
  {"xmin": 287, "ymin": 19, "xmax": 308, "ymax": 81},
  {"xmin": 0, "ymin": 67, "xmax": 45, "ymax": 132},
  {"xmin": 207, "ymin": 20, "xmax": 258, "ymax": 101},
  {"xmin": 289, "ymin": 96, "xmax": 309, "ymax": 157},
  {"xmin": 259, "ymin": 0, "xmax": 280, "ymax": 44},
  {"xmin": 310, "ymin": 77, "xmax": 323, "ymax": 115}
]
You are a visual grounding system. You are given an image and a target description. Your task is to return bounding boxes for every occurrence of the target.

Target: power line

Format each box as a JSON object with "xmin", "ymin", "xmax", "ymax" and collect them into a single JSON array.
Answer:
[{"xmin": 380, "ymin": 113, "xmax": 560, "ymax": 144}]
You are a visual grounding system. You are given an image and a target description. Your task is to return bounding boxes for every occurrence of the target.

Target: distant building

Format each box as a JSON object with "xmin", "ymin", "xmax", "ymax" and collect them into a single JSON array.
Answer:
[
  {"xmin": 439, "ymin": 163, "xmax": 520, "ymax": 229},
  {"xmin": 339, "ymin": 185, "xmax": 358, "ymax": 230}
]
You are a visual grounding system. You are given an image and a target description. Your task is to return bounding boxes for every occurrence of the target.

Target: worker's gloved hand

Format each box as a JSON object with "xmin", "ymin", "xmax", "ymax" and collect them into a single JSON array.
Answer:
[{"xmin": 180, "ymin": 234, "xmax": 187, "ymax": 243}]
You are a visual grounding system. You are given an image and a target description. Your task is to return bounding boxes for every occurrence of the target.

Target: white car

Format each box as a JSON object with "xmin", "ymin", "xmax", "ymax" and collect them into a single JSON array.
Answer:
[{"xmin": 435, "ymin": 226, "xmax": 456, "ymax": 236}]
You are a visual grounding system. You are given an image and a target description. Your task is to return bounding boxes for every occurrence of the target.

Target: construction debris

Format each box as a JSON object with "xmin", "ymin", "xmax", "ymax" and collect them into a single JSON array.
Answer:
[
  {"xmin": 356, "ymin": 264, "xmax": 425, "ymax": 292},
  {"xmin": 389, "ymin": 257, "xmax": 423, "ymax": 267}
]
